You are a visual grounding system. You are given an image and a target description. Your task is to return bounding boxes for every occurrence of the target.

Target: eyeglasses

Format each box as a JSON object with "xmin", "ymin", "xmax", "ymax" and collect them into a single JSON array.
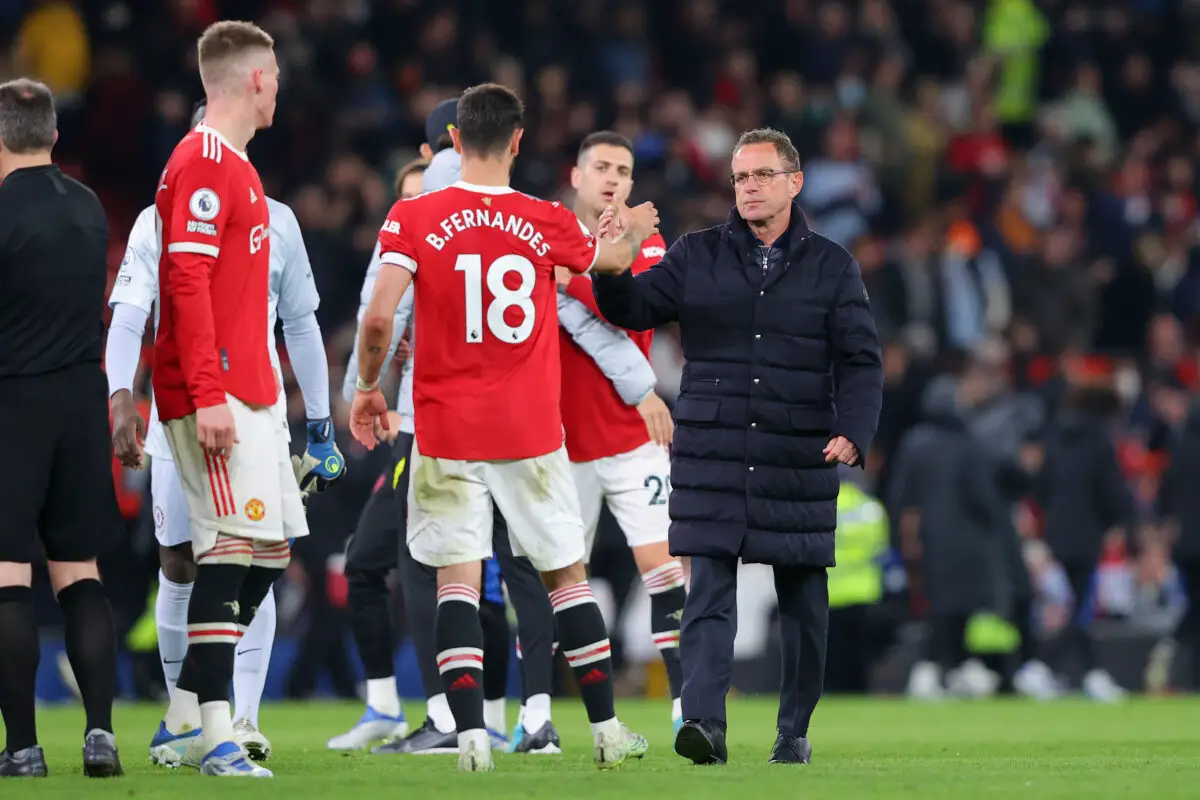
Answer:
[{"xmin": 729, "ymin": 168, "xmax": 798, "ymax": 188}]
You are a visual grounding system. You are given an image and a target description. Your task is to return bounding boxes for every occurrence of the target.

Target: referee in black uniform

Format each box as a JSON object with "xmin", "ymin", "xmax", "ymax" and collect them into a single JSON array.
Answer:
[{"xmin": 0, "ymin": 79, "xmax": 123, "ymax": 779}]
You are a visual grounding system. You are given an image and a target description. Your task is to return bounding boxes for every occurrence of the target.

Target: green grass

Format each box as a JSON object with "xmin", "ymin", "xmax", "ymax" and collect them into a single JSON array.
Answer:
[{"xmin": 5, "ymin": 696, "xmax": 1200, "ymax": 797}]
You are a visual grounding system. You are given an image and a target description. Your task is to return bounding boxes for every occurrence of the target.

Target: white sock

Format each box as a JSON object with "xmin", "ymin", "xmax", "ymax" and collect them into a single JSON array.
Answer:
[
  {"xmin": 201, "ymin": 700, "xmax": 235, "ymax": 751},
  {"xmin": 483, "ymin": 698, "xmax": 506, "ymax": 733},
  {"xmin": 233, "ymin": 586, "xmax": 277, "ymax": 728},
  {"xmin": 426, "ymin": 693, "xmax": 456, "ymax": 733},
  {"xmin": 517, "ymin": 704, "xmax": 526, "ymax": 726},
  {"xmin": 155, "ymin": 571, "xmax": 192, "ymax": 698},
  {"xmin": 457, "ymin": 728, "xmax": 487, "ymax": 753},
  {"xmin": 672, "ymin": 697, "xmax": 682, "ymax": 721},
  {"xmin": 164, "ymin": 687, "xmax": 201, "ymax": 734},
  {"xmin": 366, "ymin": 677, "xmax": 402, "ymax": 718},
  {"xmin": 523, "ymin": 693, "xmax": 551, "ymax": 732},
  {"xmin": 589, "ymin": 716, "xmax": 620, "ymax": 742}
]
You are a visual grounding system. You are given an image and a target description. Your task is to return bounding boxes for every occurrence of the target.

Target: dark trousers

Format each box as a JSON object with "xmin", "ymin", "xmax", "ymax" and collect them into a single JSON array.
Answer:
[
  {"xmin": 1059, "ymin": 559, "xmax": 1099, "ymax": 677},
  {"xmin": 825, "ymin": 604, "xmax": 872, "ymax": 693},
  {"xmin": 930, "ymin": 613, "xmax": 970, "ymax": 672},
  {"xmin": 492, "ymin": 520, "xmax": 557, "ymax": 700},
  {"xmin": 680, "ymin": 556, "xmax": 828, "ymax": 738},
  {"xmin": 1175, "ymin": 558, "xmax": 1200, "ymax": 690}
]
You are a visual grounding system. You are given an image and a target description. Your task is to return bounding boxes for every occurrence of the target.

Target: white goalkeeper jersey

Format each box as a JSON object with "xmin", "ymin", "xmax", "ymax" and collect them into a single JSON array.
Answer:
[{"xmin": 108, "ymin": 199, "xmax": 320, "ymax": 459}]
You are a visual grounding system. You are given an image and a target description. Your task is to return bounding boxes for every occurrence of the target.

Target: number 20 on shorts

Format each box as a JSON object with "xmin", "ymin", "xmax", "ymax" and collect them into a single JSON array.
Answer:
[{"xmin": 456, "ymin": 253, "xmax": 537, "ymax": 344}]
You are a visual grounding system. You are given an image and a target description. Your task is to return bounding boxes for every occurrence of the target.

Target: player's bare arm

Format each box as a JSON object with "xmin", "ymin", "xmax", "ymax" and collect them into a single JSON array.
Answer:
[{"xmin": 351, "ymin": 261, "xmax": 413, "ymax": 448}]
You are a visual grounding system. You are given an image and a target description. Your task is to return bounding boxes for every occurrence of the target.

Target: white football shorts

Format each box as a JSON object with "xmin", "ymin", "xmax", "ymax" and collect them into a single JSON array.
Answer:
[
  {"xmin": 406, "ymin": 442, "xmax": 585, "ymax": 573},
  {"xmin": 571, "ymin": 441, "xmax": 671, "ymax": 561},
  {"xmin": 162, "ymin": 393, "xmax": 308, "ymax": 555}
]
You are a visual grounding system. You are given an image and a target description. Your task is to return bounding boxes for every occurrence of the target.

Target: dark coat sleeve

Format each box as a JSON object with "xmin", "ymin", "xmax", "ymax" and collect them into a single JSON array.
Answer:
[
  {"xmin": 592, "ymin": 236, "xmax": 686, "ymax": 331},
  {"xmin": 828, "ymin": 254, "xmax": 883, "ymax": 466},
  {"xmin": 1095, "ymin": 436, "xmax": 1136, "ymax": 530}
]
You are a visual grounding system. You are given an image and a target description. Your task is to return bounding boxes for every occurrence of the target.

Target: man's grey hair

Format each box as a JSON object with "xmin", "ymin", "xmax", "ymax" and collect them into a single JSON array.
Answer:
[
  {"xmin": 734, "ymin": 128, "xmax": 801, "ymax": 172},
  {"xmin": 0, "ymin": 78, "xmax": 56, "ymax": 154}
]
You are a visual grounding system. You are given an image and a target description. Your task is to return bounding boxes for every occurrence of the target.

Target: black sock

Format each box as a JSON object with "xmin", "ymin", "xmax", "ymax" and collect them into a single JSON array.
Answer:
[
  {"xmin": 480, "ymin": 599, "xmax": 510, "ymax": 702},
  {"xmin": 399, "ymin": 546, "xmax": 443, "ymax": 700},
  {"xmin": 643, "ymin": 561, "xmax": 686, "ymax": 700},
  {"xmin": 549, "ymin": 582, "xmax": 615, "ymax": 723},
  {"xmin": 0, "ymin": 586, "xmax": 39, "ymax": 752},
  {"xmin": 56, "ymin": 579, "xmax": 117, "ymax": 736},
  {"xmin": 177, "ymin": 562, "xmax": 248, "ymax": 704},
  {"xmin": 436, "ymin": 583, "xmax": 485, "ymax": 732},
  {"xmin": 236, "ymin": 564, "xmax": 283, "ymax": 638},
  {"xmin": 347, "ymin": 569, "xmax": 395, "ymax": 680}
]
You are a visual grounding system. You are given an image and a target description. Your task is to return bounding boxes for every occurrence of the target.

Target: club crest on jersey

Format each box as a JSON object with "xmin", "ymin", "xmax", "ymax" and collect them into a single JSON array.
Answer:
[
  {"xmin": 245, "ymin": 498, "xmax": 265, "ymax": 522},
  {"xmin": 189, "ymin": 188, "xmax": 220, "ymax": 221}
]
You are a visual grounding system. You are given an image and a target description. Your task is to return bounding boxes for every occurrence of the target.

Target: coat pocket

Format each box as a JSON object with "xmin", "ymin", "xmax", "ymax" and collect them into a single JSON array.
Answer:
[
  {"xmin": 788, "ymin": 406, "xmax": 835, "ymax": 434},
  {"xmin": 673, "ymin": 397, "xmax": 720, "ymax": 424}
]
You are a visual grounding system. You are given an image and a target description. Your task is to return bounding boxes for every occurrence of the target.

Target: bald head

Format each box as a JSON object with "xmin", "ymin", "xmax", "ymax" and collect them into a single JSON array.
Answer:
[{"xmin": 197, "ymin": 20, "xmax": 275, "ymax": 92}]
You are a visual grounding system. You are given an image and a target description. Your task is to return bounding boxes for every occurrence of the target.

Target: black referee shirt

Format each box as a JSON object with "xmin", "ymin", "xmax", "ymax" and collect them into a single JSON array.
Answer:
[{"xmin": 0, "ymin": 164, "xmax": 110, "ymax": 378}]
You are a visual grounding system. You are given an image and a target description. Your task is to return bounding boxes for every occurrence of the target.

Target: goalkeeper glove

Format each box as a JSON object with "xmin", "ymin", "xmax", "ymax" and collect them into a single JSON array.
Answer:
[{"xmin": 291, "ymin": 417, "xmax": 346, "ymax": 503}]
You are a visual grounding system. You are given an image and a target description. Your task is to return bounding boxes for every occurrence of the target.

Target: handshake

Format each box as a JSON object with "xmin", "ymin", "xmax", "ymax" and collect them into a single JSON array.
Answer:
[{"xmin": 596, "ymin": 199, "xmax": 659, "ymax": 245}]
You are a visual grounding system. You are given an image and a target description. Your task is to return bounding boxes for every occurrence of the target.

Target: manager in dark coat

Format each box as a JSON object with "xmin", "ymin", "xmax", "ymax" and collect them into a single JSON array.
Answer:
[{"xmin": 593, "ymin": 128, "xmax": 882, "ymax": 766}]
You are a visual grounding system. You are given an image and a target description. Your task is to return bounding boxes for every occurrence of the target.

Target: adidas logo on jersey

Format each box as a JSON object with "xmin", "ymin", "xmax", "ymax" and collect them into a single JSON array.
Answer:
[{"xmin": 250, "ymin": 187, "xmax": 258, "ymax": 203}]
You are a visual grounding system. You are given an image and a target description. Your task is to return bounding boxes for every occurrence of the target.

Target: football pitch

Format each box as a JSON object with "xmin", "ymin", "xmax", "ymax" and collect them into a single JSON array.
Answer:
[{"xmin": 5, "ymin": 696, "xmax": 1199, "ymax": 798}]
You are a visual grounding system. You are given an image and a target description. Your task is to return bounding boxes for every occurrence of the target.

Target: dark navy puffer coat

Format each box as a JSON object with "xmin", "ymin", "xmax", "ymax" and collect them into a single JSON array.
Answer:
[{"xmin": 593, "ymin": 201, "xmax": 882, "ymax": 567}]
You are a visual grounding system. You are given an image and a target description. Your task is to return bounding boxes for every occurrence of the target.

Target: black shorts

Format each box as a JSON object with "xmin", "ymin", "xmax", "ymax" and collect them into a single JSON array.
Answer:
[
  {"xmin": 345, "ymin": 432, "xmax": 414, "ymax": 576},
  {"xmin": 0, "ymin": 364, "xmax": 122, "ymax": 563}
]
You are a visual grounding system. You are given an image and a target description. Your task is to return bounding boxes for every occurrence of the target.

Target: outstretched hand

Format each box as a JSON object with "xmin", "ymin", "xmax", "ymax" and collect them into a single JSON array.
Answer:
[{"xmin": 350, "ymin": 388, "xmax": 389, "ymax": 450}]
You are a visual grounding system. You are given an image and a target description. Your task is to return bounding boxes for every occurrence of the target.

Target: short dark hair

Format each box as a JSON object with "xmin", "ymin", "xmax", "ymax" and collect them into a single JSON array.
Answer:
[
  {"xmin": 578, "ymin": 131, "xmax": 634, "ymax": 163},
  {"xmin": 394, "ymin": 157, "xmax": 429, "ymax": 197},
  {"xmin": 197, "ymin": 20, "xmax": 274, "ymax": 87},
  {"xmin": 0, "ymin": 78, "xmax": 56, "ymax": 154},
  {"xmin": 734, "ymin": 128, "xmax": 801, "ymax": 171},
  {"xmin": 456, "ymin": 83, "xmax": 524, "ymax": 158}
]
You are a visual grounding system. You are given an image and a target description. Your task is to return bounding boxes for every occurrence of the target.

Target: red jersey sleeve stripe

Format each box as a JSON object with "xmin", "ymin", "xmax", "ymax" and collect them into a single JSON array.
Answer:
[
  {"xmin": 379, "ymin": 251, "xmax": 417, "ymax": 273},
  {"xmin": 167, "ymin": 242, "xmax": 220, "ymax": 258}
]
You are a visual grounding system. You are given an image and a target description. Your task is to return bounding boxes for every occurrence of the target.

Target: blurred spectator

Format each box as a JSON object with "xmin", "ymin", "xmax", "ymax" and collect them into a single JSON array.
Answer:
[{"xmin": 1036, "ymin": 385, "xmax": 1134, "ymax": 700}]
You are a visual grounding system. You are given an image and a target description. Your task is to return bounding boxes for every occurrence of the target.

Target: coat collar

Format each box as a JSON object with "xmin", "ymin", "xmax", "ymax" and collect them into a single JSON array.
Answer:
[{"xmin": 724, "ymin": 197, "xmax": 811, "ymax": 255}]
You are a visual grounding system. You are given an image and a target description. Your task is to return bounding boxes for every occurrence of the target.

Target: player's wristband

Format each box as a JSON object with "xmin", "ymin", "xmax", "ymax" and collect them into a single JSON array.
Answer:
[{"xmin": 356, "ymin": 375, "xmax": 379, "ymax": 393}]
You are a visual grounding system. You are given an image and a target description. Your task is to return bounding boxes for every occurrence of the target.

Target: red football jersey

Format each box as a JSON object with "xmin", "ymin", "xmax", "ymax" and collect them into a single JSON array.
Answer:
[
  {"xmin": 153, "ymin": 124, "xmax": 276, "ymax": 421},
  {"xmin": 377, "ymin": 182, "xmax": 598, "ymax": 461},
  {"xmin": 560, "ymin": 234, "xmax": 666, "ymax": 462}
]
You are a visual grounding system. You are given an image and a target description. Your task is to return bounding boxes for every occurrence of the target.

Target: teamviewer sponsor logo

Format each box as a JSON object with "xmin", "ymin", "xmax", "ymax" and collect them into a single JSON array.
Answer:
[{"xmin": 249, "ymin": 223, "xmax": 268, "ymax": 254}]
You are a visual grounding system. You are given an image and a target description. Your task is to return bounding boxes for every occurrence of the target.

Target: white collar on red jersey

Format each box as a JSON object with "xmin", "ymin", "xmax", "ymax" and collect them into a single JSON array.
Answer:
[
  {"xmin": 452, "ymin": 180, "xmax": 513, "ymax": 195},
  {"xmin": 194, "ymin": 122, "xmax": 249, "ymax": 162}
]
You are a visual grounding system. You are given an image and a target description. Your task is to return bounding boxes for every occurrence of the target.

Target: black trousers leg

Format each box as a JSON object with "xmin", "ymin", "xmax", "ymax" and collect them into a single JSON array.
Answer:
[
  {"xmin": 825, "ymin": 604, "xmax": 870, "ymax": 694},
  {"xmin": 397, "ymin": 542, "xmax": 443, "ymax": 700},
  {"xmin": 1061, "ymin": 560, "xmax": 1099, "ymax": 675},
  {"xmin": 679, "ymin": 555, "xmax": 738, "ymax": 727},
  {"xmin": 493, "ymin": 515, "xmax": 555, "ymax": 699},
  {"xmin": 1175, "ymin": 559, "xmax": 1200, "ymax": 690},
  {"xmin": 933, "ymin": 613, "xmax": 969, "ymax": 673},
  {"xmin": 774, "ymin": 566, "xmax": 828, "ymax": 738}
]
